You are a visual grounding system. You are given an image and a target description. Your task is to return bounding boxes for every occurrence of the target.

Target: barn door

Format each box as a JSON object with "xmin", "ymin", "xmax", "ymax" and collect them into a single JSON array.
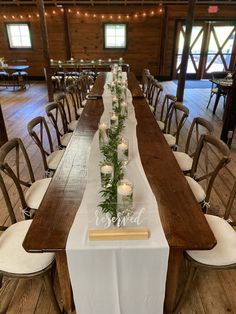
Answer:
[
  {"xmin": 203, "ymin": 24, "xmax": 236, "ymax": 77},
  {"xmin": 174, "ymin": 23, "xmax": 204, "ymax": 79}
]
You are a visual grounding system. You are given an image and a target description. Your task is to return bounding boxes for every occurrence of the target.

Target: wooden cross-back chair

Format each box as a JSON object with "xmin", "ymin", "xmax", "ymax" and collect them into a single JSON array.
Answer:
[
  {"xmin": 74, "ymin": 77, "xmax": 88, "ymax": 107},
  {"xmin": 156, "ymin": 94, "xmax": 177, "ymax": 131},
  {"xmin": 145, "ymin": 74, "xmax": 155, "ymax": 104},
  {"xmin": 174, "ymin": 178, "xmax": 236, "ymax": 314},
  {"xmin": 56, "ymin": 92, "xmax": 78, "ymax": 132},
  {"xmin": 173, "ymin": 117, "xmax": 214, "ymax": 173},
  {"xmin": 206, "ymin": 71, "xmax": 228, "ymax": 112},
  {"xmin": 45, "ymin": 101, "xmax": 72, "ymax": 148},
  {"xmin": 141, "ymin": 68, "xmax": 150, "ymax": 94},
  {"xmin": 152, "ymin": 82, "xmax": 164, "ymax": 115},
  {"xmin": 67, "ymin": 84, "xmax": 84, "ymax": 118},
  {"xmin": 0, "ymin": 173, "xmax": 61, "ymax": 314},
  {"xmin": 27, "ymin": 116, "xmax": 64, "ymax": 176},
  {"xmin": 0, "ymin": 138, "xmax": 52, "ymax": 219},
  {"xmin": 163, "ymin": 102, "xmax": 189, "ymax": 149},
  {"xmin": 185, "ymin": 134, "xmax": 231, "ymax": 211}
]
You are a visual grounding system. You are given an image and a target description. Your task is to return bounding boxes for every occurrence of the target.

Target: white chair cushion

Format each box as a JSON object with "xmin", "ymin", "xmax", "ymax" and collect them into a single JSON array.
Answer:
[
  {"xmin": 82, "ymin": 99, "xmax": 87, "ymax": 107},
  {"xmin": 61, "ymin": 132, "xmax": 73, "ymax": 146},
  {"xmin": 149, "ymin": 105, "xmax": 154, "ymax": 113},
  {"xmin": 164, "ymin": 133, "xmax": 176, "ymax": 147},
  {"xmin": 157, "ymin": 120, "xmax": 164, "ymax": 131},
  {"xmin": 68, "ymin": 119, "xmax": 78, "ymax": 131},
  {"xmin": 0, "ymin": 220, "xmax": 55, "ymax": 274},
  {"xmin": 187, "ymin": 214, "xmax": 236, "ymax": 266},
  {"xmin": 185, "ymin": 176, "xmax": 206, "ymax": 203},
  {"xmin": 46, "ymin": 149, "xmax": 65, "ymax": 170},
  {"xmin": 173, "ymin": 151, "xmax": 193, "ymax": 172},
  {"xmin": 25, "ymin": 178, "xmax": 51, "ymax": 209},
  {"xmin": 77, "ymin": 107, "xmax": 84, "ymax": 116}
]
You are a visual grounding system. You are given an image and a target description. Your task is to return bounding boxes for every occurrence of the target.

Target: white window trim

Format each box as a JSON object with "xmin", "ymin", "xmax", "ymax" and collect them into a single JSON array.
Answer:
[{"xmin": 6, "ymin": 23, "xmax": 32, "ymax": 49}]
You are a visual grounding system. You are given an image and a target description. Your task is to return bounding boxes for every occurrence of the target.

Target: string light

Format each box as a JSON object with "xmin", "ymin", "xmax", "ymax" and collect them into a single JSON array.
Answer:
[{"xmin": 1, "ymin": 8, "xmax": 163, "ymax": 21}]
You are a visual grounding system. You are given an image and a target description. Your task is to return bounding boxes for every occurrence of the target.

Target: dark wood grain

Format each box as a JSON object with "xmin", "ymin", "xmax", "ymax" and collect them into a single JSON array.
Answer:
[
  {"xmin": 134, "ymin": 97, "xmax": 215, "ymax": 249},
  {"xmin": 23, "ymin": 98, "xmax": 104, "ymax": 251}
]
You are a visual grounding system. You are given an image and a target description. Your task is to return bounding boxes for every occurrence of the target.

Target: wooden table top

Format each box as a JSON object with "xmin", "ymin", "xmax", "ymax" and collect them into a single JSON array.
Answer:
[{"xmin": 23, "ymin": 72, "xmax": 215, "ymax": 252}]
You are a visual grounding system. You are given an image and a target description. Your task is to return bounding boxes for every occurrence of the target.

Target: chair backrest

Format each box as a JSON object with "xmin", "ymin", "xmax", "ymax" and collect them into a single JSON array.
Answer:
[
  {"xmin": 159, "ymin": 94, "xmax": 177, "ymax": 129},
  {"xmin": 0, "ymin": 173, "xmax": 16, "ymax": 225},
  {"xmin": 146, "ymin": 74, "xmax": 156, "ymax": 103},
  {"xmin": 56, "ymin": 92, "xmax": 75, "ymax": 126},
  {"xmin": 67, "ymin": 84, "xmax": 81, "ymax": 117},
  {"xmin": 142, "ymin": 68, "xmax": 150, "ymax": 93},
  {"xmin": 45, "ymin": 101, "xmax": 68, "ymax": 147},
  {"xmin": 0, "ymin": 138, "xmax": 35, "ymax": 216},
  {"xmin": 165, "ymin": 102, "xmax": 189, "ymax": 145},
  {"xmin": 185, "ymin": 117, "xmax": 214, "ymax": 156},
  {"xmin": 152, "ymin": 82, "xmax": 164, "ymax": 113},
  {"xmin": 27, "ymin": 116, "xmax": 54, "ymax": 172},
  {"xmin": 190, "ymin": 134, "xmax": 231, "ymax": 203}
]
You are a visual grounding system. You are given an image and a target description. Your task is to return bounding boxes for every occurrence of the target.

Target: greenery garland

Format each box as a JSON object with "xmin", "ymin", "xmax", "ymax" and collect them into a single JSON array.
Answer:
[{"xmin": 99, "ymin": 95, "xmax": 127, "ymax": 222}]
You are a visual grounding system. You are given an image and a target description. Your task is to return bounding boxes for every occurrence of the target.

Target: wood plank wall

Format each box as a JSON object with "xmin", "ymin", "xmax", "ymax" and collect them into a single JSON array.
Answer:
[{"xmin": 0, "ymin": 4, "xmax": 235, "ymax": 77}]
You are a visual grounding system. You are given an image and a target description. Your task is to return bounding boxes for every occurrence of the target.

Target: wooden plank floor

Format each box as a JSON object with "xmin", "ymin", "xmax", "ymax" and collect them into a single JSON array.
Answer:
[{"xmin": 0, "ymin": 81, "xmax": 236, "ymax": 314}]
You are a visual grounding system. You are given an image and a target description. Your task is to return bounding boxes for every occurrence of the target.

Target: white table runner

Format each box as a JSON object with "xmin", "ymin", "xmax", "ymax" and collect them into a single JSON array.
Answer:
[{"xmin": 66, "ymin": 73, "xmax": 169, "ymax": 314}]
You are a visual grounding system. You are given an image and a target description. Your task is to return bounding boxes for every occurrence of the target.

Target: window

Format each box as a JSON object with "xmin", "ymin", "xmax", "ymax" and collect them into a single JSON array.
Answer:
[
  {"xmin": 6, "ymin": 23, "xmax": 32, "ymax": 49},
  {"xmin": 104, "ymin": 23, "xmax": 127, "ymax": 49}
]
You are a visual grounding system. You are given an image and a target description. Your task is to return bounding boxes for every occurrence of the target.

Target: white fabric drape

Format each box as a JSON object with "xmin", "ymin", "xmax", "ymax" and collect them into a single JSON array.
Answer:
[{"xmin": 66, "ymin": 73, "xmax": 169, "ymax": 314}]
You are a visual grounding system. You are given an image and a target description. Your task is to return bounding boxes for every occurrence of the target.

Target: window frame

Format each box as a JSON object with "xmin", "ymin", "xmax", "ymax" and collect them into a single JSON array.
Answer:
[
  {"xmin": 103, "ymin": 22, "xmax": 128, "ymax": 50},
  {"xmin": 5, "ymin": 22, "xmax": 33, "ymax": 50}
]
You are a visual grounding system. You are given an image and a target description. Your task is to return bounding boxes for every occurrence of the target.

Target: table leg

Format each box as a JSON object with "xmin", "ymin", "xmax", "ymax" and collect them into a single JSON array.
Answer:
[
  {"xmin": 164, "ymin": 249, "xmax": 184, "ymax": 314},
  {"xmin": 56, "ymin": 251, "xmax": 75, "ymax": 314}
]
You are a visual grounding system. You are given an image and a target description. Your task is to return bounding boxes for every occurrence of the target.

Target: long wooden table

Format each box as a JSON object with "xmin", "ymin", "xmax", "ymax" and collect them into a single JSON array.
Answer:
[{"xmin": 23, "ymin": 72, "xmax": 215, "ymax": 314}]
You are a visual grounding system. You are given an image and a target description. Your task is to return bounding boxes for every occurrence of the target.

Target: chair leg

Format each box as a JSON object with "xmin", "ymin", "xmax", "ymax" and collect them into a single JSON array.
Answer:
[
  {"xmin": 174, "ymin": 263, "xmax": 198, "ymax": 314},
  {"xmin": 43, "ymin": 271, "xmax": 62, "ymax": 314},
  {"xmin": 206, "ymin": 93, "xmax": 213, "ymax": 108}
]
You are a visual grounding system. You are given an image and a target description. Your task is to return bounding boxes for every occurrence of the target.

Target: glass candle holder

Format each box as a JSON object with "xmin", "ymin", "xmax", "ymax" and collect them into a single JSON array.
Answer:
[
  {"xmin": 117, "ymin": 179, "xmax": 134, "ymax": 226},
  {"xmin": 110, "ymin": 112, "xmax": 119, "ymax": 129},
  {"xmin": 118, "ymin": 138, "xmax": 129, "ymax": 165},
  {"xmin": 120, "ymin": 101, "xmax": 128, "ymax": 117},
  {"xmin": 100, "ymin": 163, "xmax": 114, "ymax": 188},
  {"xmin": 98, "ymin": 122, "xmax": 109, "ymax": 148}
]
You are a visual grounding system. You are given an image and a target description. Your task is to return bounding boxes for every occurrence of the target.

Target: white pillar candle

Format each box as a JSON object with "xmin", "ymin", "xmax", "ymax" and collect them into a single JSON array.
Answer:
[
  {"xmin": 110, "ymin": 112, "xmax": 118, "ymax": 128},
  {"xmin": 118, "ymin": 138, "xmax": 129, "ymax": 165},
  {"xmin": 117, "ymin": 183, "xmax": 132, "ymax": 196},
  {"xmin": 100, "ymin": 164, "xmax": 114, "ymax": 188},
  {"xmin": 99, "ymin": 122, "xmax": 108, "ymax": 131},
  {"xmin": 101, "ymin": 164, "xmax": 113, "ymax": 174}
]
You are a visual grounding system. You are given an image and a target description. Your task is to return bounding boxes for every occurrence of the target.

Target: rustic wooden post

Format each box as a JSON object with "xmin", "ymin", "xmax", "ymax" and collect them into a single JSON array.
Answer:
[
  {"xmin": 63, "ymin": 8, "xmax": 71, "ymax": 60},
  {"xmin": 176, "ymin": 0, "xmax": 196, "ymax": 101},
  {"xmin": 220, "ymin": 73, "xmax": 236, "ymax": 147},
  {"xmin": 158, "ymin": 6, "xmax": 168, "ymax": 77},
  {"xmin": 36, "ymin": 0, "xmax": 54, "ymax": 102},
  {"xmin": 0, "ymin": 104, "xmax": 8, "ymax": 147}
]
